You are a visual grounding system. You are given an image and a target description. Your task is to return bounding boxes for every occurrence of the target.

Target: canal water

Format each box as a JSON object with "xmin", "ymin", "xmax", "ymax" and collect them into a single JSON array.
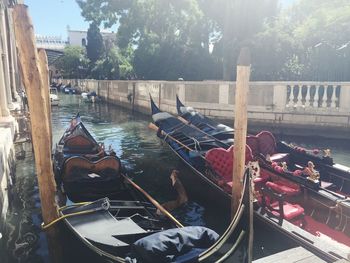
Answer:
[{"xmin": 1, "ymin": 94, "xmax": 350, "ymax": 262}]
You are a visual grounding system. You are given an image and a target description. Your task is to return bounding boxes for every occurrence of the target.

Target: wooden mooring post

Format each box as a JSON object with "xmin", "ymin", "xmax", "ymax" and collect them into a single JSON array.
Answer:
[
  {"xmin": 38, "ymin": 48, "xmax": 53, "ymax": 150},
  {"xmin": 13, "ymin": 4, "xmax": 62, "ymax": 262},
  {"xmin": 232, "ymin": 47, "xmax": 251, "ymax": 214},
  {"xmin": 231, "ymin": 48, "xmax": 253, "ymax": 262}
]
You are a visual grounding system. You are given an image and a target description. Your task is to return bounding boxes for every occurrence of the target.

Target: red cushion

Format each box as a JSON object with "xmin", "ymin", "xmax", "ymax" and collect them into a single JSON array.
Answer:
[
  {"xmin": 256, "ymin": 131, "xmax": 277, "ymax": 156},
  {"xmin": 265, "ymin": 181, "xmax": 301, "ymax": 196},
  {"xmin": 205, "ymin": 145, "xmax": 253, "ymax": 181},
  {"xmin": 253, "ymin": 170, "xmax": 270, "ymax": 188},
  {"xmin": 270, "ymin": 202, "xmax": 304, "ymax": 221},
  {"xmin": 246, "ymin": 136, "xmax": 259, "ymax": 157}
]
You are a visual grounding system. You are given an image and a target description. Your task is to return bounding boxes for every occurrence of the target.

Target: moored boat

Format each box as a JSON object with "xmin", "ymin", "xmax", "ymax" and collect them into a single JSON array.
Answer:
[
  {"xmin": 49, "ymin": 87, "xmax": 59, "ymax": 106},
  {"xmin": 53, "ymin": 114, "xmax": 121, "ymax": 201},
  {"xmin": 51, "ymin": 113, "xmax": 253, "ymax": 262},
  {"xmin": 81, "ymin": 91, "xmax": 100, "ymax": 103},
  {"xmin": 59, "ymin": 170, "xmax": 252, "ymax": 262},
  {"xmin": 152, "ymin": 97, "xmax": 350, "ymax": 262},
  {"xmin": 176, "ymin": 96, "xmax": 350, "ymax": 196}
]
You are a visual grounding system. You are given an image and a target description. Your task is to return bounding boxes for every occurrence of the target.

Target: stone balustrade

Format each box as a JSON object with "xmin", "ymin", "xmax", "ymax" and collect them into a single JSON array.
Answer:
[{"xmin": 63, "ymin": 79, "xmax": 350, "ymax": 138}]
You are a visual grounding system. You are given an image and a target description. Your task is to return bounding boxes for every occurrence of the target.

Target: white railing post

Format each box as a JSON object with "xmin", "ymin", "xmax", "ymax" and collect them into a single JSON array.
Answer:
[
  {"xmin": 305, "ymin": 85, "xmax": 311, "ymax": 107},
  {"xmin": 321, "ymin": 85, "xmax": 327, "ymax": 108},
  {"xmin": 273, "ymin": 84, "xmax": 287, "ymax": 111},
  {"xmin": 296, "ymin": 85, "xmax": 303, "ymax": 108},
  {"xmin": 313, "ymin": 86, "xmax": 319, "ymax": 108},
  {"xmin": 330, "ymin": 85, "xmax": 337, "ymax": 108},
  {"xmin": 339, "ymin": 84, "xmax": 350, "ymax": 113}
]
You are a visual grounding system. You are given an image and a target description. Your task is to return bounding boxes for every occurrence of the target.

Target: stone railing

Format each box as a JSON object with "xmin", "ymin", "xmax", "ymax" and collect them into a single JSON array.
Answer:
[
  {"xmin": 286, "ymin": 84, "xmax": 340, "ymax": 109},
  {"xmin": 63, "ymin": 79, "xmax": 350, "ymax": 134}
]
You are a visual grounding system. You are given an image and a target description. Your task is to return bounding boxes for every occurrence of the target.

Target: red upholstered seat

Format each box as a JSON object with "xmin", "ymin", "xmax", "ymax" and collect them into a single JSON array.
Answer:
[
  {"xmin": 246, "ymin": 136, "xmax": 259, "ymax": 157},
  {"xmin": 205, "ymin": 145, "xmax": 253, "ymax": 182},
  {"xmin": 260, "ymin": 187, "xmax": 305, "ymax": 223},
  {"xmin": 266, "ymin": 181, "xmax": 301, "ymax": 196},
  {"xmin": 256, "ymin": 131, "xmax": 277, "ymax": 156},
  {"xmin": 270, "ymin": 201, "xmax": 304, "ymax": 221},
  {"xmin": 253, "ymin": 170, "xmax": 270, "ymax": 191}
]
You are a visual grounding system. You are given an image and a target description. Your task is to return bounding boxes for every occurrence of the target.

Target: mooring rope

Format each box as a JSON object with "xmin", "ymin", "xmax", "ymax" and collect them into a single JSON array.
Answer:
[{"xmin": 41, "ymin": 201, "xmax": 93, "ymax": 230}]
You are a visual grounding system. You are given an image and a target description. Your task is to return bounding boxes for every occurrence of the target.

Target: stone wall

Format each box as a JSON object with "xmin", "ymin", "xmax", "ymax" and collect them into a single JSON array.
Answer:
[
  {"xmin": 65, "ymin": 79, "xmax": 350, "ymax": 138},
  {"xmin": 0, "ymin": 125, "xmax": 15, "ymax": 222}
]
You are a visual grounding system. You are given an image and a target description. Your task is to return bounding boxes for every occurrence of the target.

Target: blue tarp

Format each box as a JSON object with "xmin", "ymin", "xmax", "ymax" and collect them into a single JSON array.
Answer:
[{"xmin": 125, "ymin": 226, "xmax": 219, "ymax": 263}]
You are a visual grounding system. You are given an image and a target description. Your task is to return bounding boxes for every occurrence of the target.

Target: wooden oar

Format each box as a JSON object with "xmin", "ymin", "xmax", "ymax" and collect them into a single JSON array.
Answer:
[
  {"xmin": 148, "ymin": 122, "xmax": 208, "ymax": 161},
  {"xmin": 121, "ymin": 173, "xmax": 184, "ymax": 228},
  {"xmin": 177, "ymin": 116, "xmax": 189, "ymax": 124}
]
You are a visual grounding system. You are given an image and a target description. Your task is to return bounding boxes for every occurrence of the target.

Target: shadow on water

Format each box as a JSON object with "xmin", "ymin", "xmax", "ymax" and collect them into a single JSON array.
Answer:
[{"xmin": 2, "ymin": 94, "xmax": 349, "ymax": 262}]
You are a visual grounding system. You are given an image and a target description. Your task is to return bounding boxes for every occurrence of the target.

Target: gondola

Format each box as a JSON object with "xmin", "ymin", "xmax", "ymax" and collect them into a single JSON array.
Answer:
[
  {"xmin": 52, "ymin": 114, "xmax": 253, "ymax": 262},
  {"xmin": 59, "ymin": 169, "xmax": 252, "ymax": 263},
  {"xmin": 53, "ymin": 114, "xmax": 122, "ymax": 202},
  {"xmin": 176, "ymin": 96, "xmax": 350, "ymax": 195},
  {"xmin": 151, "ymin": 97, "xmax": 350, "ymax": 262}
]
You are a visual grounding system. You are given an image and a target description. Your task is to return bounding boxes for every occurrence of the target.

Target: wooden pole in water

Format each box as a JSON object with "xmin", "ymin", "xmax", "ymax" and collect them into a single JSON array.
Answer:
[
  {"xmin": 232, "ymin": 48, "xmax": 251, "ymax": 216},
  {"xmin": 13, "ymin": 5, "xmax": 62, "ymax": 262},
  {"xmin": 38, "ymin": 49, "xmax": 52, "ymax": 151}
]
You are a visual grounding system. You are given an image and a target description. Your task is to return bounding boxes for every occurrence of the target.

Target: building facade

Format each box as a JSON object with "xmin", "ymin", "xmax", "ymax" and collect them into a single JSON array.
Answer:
[
  {"xmin": 36, "ymin": 35, "xmax": 67, "ymax": 50},
  {"xmin": 0, "ymin": 0, "xmax": 21, "ymax": 223},
  {"xmin": 67, "ymin": 29, "xmax": 116, "ymax": 47}
]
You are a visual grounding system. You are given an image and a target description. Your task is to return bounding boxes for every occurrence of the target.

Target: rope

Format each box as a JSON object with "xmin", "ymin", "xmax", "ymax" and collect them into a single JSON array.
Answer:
[
  {"xmin": 41, "ymin": 201, "xmax": 93, "ymax": 230},
  {"xmin": 41, "ymin": 209, "xmax": 96, "ymax": 230},
  {"xmin": 191, "ymin": 137, "xmax": 201, "ymax": 152}
]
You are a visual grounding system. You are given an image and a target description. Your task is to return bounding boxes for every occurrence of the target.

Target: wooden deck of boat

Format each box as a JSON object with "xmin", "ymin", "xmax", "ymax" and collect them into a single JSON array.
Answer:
[{"xmin": 253, "ymin": 247, "xmax": 326, "ymax": 263}]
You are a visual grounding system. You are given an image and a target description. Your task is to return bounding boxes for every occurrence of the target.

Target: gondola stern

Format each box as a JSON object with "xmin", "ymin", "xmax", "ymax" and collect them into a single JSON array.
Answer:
[
  {"xmin": 150, "ymin": 94, "xmax": 161, "ymax": 115},
  {"xmin": 176, "ymin": 95, "xmax": 185, "ymax": 114}
]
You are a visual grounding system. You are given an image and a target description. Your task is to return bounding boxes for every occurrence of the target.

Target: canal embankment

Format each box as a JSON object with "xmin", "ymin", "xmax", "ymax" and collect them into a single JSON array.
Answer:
[
  {"xmin": 63, "ymin": 79, "xmax": 350, "ymax": 139},
  {"xmin": 0, "ymin": 116, "xmax": 17, "ymax": 222}
]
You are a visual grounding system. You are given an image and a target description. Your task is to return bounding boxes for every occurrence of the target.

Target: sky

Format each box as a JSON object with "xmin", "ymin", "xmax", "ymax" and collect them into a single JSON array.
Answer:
[
  {"xmin": 24, "ymin": 0, "xmax": 89, "ymax": 38},
  {"xmin": 25, "ymin": 0, "xmax": 295, "ymax": 40}
]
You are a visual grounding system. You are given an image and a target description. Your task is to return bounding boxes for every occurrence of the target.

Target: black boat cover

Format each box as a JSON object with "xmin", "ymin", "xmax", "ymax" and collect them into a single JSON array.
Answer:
[{"xmin": 126, "ymin": 226, "xmax": 219, "ymax": 263}]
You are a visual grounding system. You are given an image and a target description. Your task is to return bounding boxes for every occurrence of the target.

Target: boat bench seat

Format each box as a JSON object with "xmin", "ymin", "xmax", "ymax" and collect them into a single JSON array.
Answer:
[
  {"xmin": 265, "ymin": 180, "xmax": 301, "ymax": 197},
  {"xmin": 269, "ymin": 201, "xmax": 304, "ymax": 221},
  {"xmin": 247, "ymin": 131, "xmax": 289, "ymax": 162},
  {"xmin": 205, "ymin": 145, "xmax": 253, "ymax": 184},
  {"xmin": 63, "ymin": 134, "xmax": 99, "ymax": 154},
  {"xmin": 253, "ymin": 170, "xmax": 270, "ymax": 191},
  {"xmin": 260, "ymin": 186, "xmax": 304, "ymax": 223}
]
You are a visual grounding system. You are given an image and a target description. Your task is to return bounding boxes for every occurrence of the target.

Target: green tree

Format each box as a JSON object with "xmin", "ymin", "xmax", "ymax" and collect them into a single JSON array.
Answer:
[
  {"xmin": 90, "ymin": 47, "xmax": 120, "ymax": 80},
  {"xmin": 76, "ymin": 0, "xmax": 350, "ymax": 81},
  {"xmin": 86, "ymin": 22, "xmax": 104, "ymax": 63},
  {"xmin": 55, "ymin": 46, "xmax": 89, "ymax": 79},
  {"xmin": 77, "ymin": 0, "xmax": 219, "ymax": 80},
  {"xmin": 278, "ymin": 0, "xmax": 350, "ymax": 80}
]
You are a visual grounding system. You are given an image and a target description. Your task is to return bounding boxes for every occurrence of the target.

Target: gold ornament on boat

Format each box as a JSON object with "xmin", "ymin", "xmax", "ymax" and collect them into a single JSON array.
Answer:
[
  {"xmin": 303, "ymin": 161, "xmax": 320, "ymax": 183},
  {"xmin": 282, "ymin": 162, "xmax": 288, "ymax": 172},
  {"xmin": 323, "ymin": 149, "xmax": 331, "ymax": 158}
]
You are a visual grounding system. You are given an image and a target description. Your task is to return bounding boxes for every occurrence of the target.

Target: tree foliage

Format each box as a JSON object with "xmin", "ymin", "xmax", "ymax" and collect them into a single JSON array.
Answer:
[
  {"xmin": 55, "ymin": 46, "xmax": 89, "ymax": 79},
  {"xmin": 90, "ymin": 47, "xmax": 120, "ymax": 80},
  {"xmin": 86, "ymin": 22, "xmax": 104, "ymax": 63},
  {"xmin": 75, "ymin": 0, "xmax": 350, "ymax": 81}
]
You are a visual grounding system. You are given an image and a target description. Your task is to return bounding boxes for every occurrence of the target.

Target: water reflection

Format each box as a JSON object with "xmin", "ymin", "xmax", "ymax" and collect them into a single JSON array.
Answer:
[{"xmin": 2, "ymin": 94, "xmax": 350, "ymax": 262}]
